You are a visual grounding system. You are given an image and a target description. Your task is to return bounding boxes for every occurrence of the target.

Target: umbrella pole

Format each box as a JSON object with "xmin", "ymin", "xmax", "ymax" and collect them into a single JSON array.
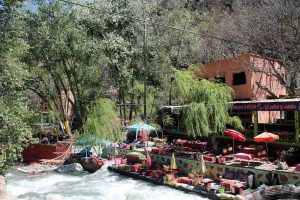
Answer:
[
  {"xmin": 266, "ymin": 142, "xmax": 268, "ymax": 162},
  {"xmin": 233, "ymin": 139, "xmax": 234, "ymax": 154}
]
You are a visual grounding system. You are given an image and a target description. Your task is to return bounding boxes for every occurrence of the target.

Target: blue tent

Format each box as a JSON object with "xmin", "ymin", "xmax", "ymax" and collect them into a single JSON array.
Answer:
[{"xmin": 125, "ymin": 122, "xmax": 157, "ymax": 140}]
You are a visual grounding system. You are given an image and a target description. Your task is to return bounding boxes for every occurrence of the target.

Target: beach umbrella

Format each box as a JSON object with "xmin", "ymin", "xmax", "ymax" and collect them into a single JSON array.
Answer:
[
  {"xmin": 254, "ymin": 132, "xmax": 279, "ymax": 160},
  {"xmin": 146, "ymin": 150, "xmax": 152, "ymax": 168},
  {"xmin": 170, "ymin": 153, "xmax": 177, "ymax": 170},
  {"xmin": 198, "ymin": 155, "xmax": 207, "ymax": 175},
  {"xmin": 126, "ymin": 122, "xmax": 157, "ymax": 140},
  {"xmin": 224, "ymin": 129, "xmax": 246, "ymax": 153},
  {"xmin": 98, "ymin": 145, "xmax": 103, "ymax": 159}
]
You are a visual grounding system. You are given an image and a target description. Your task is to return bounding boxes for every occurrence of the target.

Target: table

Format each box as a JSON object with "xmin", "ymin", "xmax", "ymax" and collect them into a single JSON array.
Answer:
[
  {"xmin": 234, "ymin": 153, "xmax": 254, "ymax": 160},
  {"xmin": 295, "ymin": 164, "xmax": 300, "ymax": 172}
]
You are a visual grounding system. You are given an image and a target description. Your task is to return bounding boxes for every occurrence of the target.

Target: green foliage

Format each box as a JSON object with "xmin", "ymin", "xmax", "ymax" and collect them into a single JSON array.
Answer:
[
  {"xmin": 162, "ymin": 113, "xmax": 174, "ymax": 126},
  {"xmin": 84, "ymin": 98, "xmax": 122, "ymax": 142},
  {"xmin": 172, "ymin": 70, "xmax": 197, "ymax": 103},
  {"xmin": 184, "ymin": 102, "xmax": 209, "ymax": 137},
  {"xmin": 0, "ymin": 0, "xmax": 34, "ymax": 175},
  {"xmin": 172, "ymin": 70, "xmax": 243, "ymax": 137},
  {"xmin": 227, "ymin": 116, "xmax": 244, "ymax": 131},
  {"xmin": 24, "ymin": 1, "xmax": 104, "ymax": 126}
]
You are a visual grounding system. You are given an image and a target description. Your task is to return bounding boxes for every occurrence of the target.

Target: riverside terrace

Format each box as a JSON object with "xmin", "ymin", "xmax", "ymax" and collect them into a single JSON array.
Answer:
[
  {"xmin": 106, "ymin": 141, "xmax": 300, "ymax": 199},
  {"xmin": 111, "ymin": 147, "xmax": 300, "ymax": 186}
]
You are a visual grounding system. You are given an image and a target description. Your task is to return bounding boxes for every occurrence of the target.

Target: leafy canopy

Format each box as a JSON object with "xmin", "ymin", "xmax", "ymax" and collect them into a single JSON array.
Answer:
[{"xmin": 172, "ymin": 69, "xmax": 243, "ymax": 137}]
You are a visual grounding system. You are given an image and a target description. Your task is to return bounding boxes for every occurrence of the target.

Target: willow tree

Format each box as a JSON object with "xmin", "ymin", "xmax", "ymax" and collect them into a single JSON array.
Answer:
[
  {"xmin": 172, "ymin": 69, "xmax": 243, "ymax": 138},
  {"xmin": 84, "ymin": 98, "xmax": 122, "ymax": 142}
]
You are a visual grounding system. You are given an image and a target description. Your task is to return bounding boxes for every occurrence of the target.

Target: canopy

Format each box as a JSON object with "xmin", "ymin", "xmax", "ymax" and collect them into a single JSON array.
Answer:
[
  {"xmin": 126, "ymin": 122, "xmax": 157, "ymax": 140},
  {"xmin": 224, "ymin": 129, "xmax": 246, "ymax": 142},
  {"xmin": 254, "ymin": 132, "xmax": 279, "ymax": 143}
]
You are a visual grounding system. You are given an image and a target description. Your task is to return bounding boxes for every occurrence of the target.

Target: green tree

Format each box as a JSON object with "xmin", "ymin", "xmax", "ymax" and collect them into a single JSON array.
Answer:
[
  {"xmin": 171, "ymin": 69, "xmax": 243, "ymax": 138},
  {"xmin": 24, "ymin": 1, "xmax": 105, "ymax": 128},
  {"xmin": 84, "ymin": 98, "xmax": 122, "ymax": 142},
  {"xmin": 0, "ymin": 0, "xmax": 34, "ymax": 175}
]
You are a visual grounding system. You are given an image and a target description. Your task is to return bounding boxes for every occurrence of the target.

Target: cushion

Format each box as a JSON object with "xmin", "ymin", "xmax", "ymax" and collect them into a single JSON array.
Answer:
[
  {"xmin": 223, "ymin": 170, "xmax": 235, "ymax": 180},
  {"xmin": 177, "ymin": 177, "xmax": 193, "ymax": 185},
  {"xmin": 236, "ymin": 171, "xmax": 247, "ymax": 182}
]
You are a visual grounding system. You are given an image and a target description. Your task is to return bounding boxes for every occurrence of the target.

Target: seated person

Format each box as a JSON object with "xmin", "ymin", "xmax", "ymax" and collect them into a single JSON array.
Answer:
[
  {"xmin": 212, "ymin": 142, "xmax": 222, "ymax": 155},
  {"xmin": 41, "ymin": 136, "xmax": 49, "ymax": 144},
  {"xmin": 277, "ymin": 155, "xmax": 289, "ymax": 170}
]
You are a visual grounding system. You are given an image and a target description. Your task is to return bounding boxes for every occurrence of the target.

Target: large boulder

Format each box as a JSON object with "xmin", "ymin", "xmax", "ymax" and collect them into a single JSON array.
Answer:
[
  {"xmin": 0, "ymin": 175, "xmax": 5, "ymax": 191},
  {"xmin": 0, "ymin": 176, "xmax": 16, "ymax": 200},
  {"xmin": 56, "ymin": 163, "xmax": 83, "ymax": 173}
]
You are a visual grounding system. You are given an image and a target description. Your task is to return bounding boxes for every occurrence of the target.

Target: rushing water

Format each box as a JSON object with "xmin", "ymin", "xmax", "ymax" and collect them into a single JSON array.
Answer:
[{"xmin": 6, "ymin": 162, "xmax": 208, "ymax": 200}]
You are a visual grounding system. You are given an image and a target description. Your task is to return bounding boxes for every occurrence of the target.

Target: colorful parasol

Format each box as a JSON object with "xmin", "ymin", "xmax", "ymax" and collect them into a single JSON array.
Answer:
[
  {"xmin": 254, "ymin": 132, "xmax": 279, "ymax": 143},
  {"xmin": 224, "ymin": 129, "xmax": 246, "ymax": 154},
  {"xmin": 254, "ymin": 132, "xmax": 279, "ymax": 161},
  {"xmin": 198, "ymin": 155, "xmax": 207, "ymax": 175},
  {"xmin": 98, "ymin": 145, "xmax": 103, "ymax": 158},
  {"xmin": 170, "ymin": 153, "xmax": 177, "ymax": 170},
  {"xmin": 146, "ymin": 150, "xmax": 152, "ymax": 168}
]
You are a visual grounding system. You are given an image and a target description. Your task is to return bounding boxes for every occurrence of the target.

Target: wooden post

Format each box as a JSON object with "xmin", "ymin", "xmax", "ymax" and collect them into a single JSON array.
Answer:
[
  {"xmin": 294, "ymin": 111, "xmax": 299, "ymax": 144},
  {"xmin": 254, "ymin": 111, "xmax": 258, "ymax": 136}
]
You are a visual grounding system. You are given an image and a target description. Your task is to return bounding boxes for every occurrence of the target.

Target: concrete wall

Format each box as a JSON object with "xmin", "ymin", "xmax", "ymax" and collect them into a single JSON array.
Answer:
[{"xmin": 201, "ymin": 54, "xmax": 287, "ymax": 123}]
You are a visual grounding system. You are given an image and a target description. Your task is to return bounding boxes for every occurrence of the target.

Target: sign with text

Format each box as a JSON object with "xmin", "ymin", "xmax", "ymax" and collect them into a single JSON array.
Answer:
[{"xmin": 230, "ymin": 101, "xmax": 300, "ymax": 112}]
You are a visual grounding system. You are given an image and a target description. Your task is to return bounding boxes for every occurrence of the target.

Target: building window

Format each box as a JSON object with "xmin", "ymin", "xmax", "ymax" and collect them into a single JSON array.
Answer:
[
  {"xmin": 215, "ymin": 75, "xmax": 226, "ymax": 84},
  {"xmin": 233, "ymin": 72, "xmax": 246, "ymax": 85}
]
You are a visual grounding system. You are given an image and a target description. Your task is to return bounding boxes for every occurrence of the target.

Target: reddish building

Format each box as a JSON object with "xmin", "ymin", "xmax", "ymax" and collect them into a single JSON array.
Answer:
[{"xmin": 201, "ymin": 53, "xmax": 286, "ymax": 123}]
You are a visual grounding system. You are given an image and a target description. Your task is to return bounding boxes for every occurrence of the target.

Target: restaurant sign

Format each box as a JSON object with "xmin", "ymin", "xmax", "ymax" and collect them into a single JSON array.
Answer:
[{"xmin": 230, "ymin": 101, "xmax": 300, "ymax": 112}]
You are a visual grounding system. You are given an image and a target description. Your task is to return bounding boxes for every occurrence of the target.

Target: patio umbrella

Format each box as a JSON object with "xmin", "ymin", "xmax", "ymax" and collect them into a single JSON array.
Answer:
[
  {"xmin": 146, "ymin": 150, "xmax": 152, "ymax": 168},
  {"xmin": 126, "ymin": 122, "xmax": 157, "ymax": 140},
  {"xmin": 198, "ymin": 155, "xmax": 207, "ymax": 175},
  {"xmin": 170, "ymin": 153, "xmax": 177, "ymax": 170},
  {"xmin": 98, "ymin": 145, "xmax": 103, "ymax": 159},
  {"xmin": 254, "ymin": 132, "xmax": 279, "ymax": 160},
  {"xmin": 224, "ymin": 129, "xmax": 246, "ymax": 154}
]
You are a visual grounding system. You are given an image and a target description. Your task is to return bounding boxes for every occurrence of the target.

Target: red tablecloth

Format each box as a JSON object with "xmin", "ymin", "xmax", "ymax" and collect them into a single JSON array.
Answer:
[
  {"xmin": 234, "ymin": 153, "xmax": 254, "ymax": 160},
  {"xmin": 151, "ymin": 148, "xmax": 162, "ymax": 154},
  {"xmin": 295, "ymin": 164, "xmax": 300, "ymax": 172},
  {"xmin": 177, "ymin": 177, "xmax": 193, "ymax": 185},
  {"xmin": 203, "ymin": 154, "xmax": 216, "ymax": 162},
  {"xmin": 240, "ymin": 147, "xmax": 257, "ymax": 155}
]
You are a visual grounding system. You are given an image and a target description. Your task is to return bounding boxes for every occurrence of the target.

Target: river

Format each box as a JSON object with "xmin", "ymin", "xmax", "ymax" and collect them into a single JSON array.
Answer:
[{"xmin": 6, "ymin": 162, "xmax": 208, "ymax": 200}]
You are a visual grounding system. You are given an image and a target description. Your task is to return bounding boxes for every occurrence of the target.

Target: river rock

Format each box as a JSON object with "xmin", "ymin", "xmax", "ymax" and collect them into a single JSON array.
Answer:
[
  {"xmin": 0, "ymin": 175, "xmax": 17, "ymax": 200},
  {"xmin": 0, "ymin": 175, "xmax": 5, "ymax": 191},
  {"xmin": 56, "ymin": 163, "xmax": 83, "ymax": 173},
  {"xmin": 17, "ymin": 163, "xmax": 58, "ymax": 174}
]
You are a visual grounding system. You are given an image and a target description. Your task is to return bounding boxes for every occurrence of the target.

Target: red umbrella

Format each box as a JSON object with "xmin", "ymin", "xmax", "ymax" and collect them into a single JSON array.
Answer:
[
  {"xmin": 224, "ymin": 129, "xmax": 246, "ymax": 154},
  {"xmin": 254, "ymin": 132, "xmax": 279, "ymax": 161},
  {"xmin": 146, "ymin": 150, "xmax": 152, "ymax": 168},
  {"xmin": 254, "ymin": 132, "xmax": 279, "ymax": 143},
  {"xmin": 224, "ymin": 129, "xmax": 246, "ymax": 142}
]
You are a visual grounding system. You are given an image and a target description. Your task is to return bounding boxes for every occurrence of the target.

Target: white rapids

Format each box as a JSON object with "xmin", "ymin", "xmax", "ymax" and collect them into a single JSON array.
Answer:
[{"xmin": 6, "ymin": 162, "xmax": 208, "ymax": 200}]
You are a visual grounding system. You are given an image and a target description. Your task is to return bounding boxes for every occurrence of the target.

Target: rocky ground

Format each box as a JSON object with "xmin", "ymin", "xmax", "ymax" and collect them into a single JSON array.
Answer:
[{"xmin": 16, "ymin": 163, "xmax": 59, "ymax": 174}]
